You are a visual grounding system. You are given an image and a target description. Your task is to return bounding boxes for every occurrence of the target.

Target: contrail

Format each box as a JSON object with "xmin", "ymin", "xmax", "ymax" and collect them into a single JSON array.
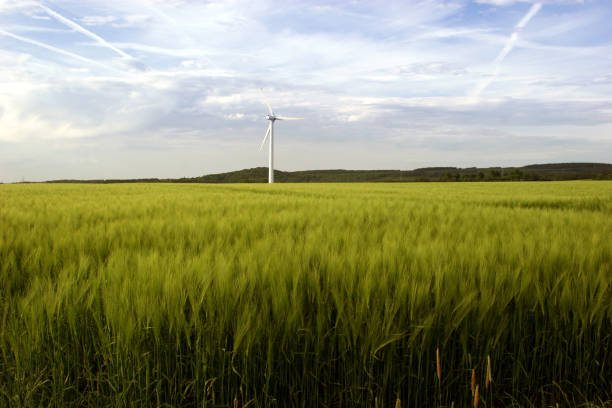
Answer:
[
  {"xmin": 0, "ymin": 28, "xmax": 120, "ymax": 72},
  {"xmin": 39, "ymin": 4, "xmax": 146, "ymax": 70},
  {"xmin": 472, "ymin": 3, "xmax": 542, "ymax": 97}
]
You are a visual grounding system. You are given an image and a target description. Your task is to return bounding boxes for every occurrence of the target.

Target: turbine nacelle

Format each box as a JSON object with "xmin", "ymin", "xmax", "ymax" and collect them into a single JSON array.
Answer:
[{"xmin": 265, "ymin": 114, "xmax": 276, "ymax": 121}]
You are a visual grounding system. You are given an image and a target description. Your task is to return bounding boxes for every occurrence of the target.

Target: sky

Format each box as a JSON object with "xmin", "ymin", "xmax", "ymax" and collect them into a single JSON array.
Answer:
[{"xmin": 0, "ymin": 0, "xmax": 611, "ymax": 182}]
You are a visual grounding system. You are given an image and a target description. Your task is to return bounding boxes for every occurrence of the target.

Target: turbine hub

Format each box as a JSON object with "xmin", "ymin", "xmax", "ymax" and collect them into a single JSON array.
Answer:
[{"xmin": 265, "ymin": 115, "xmax": 276, "ymax": 121}]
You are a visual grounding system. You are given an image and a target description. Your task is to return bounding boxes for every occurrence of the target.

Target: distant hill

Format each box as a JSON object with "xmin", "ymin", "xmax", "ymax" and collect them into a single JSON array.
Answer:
[{"xmin": 46, "ymin": 163, "xmax": 612, "ymax": 183}]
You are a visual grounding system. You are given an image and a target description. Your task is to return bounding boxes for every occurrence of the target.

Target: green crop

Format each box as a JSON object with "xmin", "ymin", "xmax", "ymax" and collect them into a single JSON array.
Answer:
[{"xmin": 1, "ymin": 182, "xmax": 610, "ymax": 407}]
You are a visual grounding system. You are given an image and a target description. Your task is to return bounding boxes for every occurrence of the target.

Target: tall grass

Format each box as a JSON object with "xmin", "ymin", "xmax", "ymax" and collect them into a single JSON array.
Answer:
[{"xmin": 1, "ymin": 181, "xmax": 610, "ymax": 407}]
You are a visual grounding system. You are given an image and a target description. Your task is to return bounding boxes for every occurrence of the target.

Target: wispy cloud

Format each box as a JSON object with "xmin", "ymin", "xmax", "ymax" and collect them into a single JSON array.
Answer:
[
  {"xmin": 0, "ymin": 28, "xmax": 118, "ymax": 72},
  {"xmin": 83, "ymin": 41, "xmax": 206, "ymax": 58},
  {"xmin": 472, "ymin": 2, "xmax": 543, "ymax": 97},
  {"xmin": 516, "ymin": 3, "xmax": 543, "ymax": 29},
  {"xmin": 39, "ymin": 4, "xmax": 147, "ymax": 70}
]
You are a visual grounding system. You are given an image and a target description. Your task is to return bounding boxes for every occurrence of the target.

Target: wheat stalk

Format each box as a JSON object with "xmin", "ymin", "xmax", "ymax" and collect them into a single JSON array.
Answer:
[
  {"xmin": 436, "ymin": 347, "xmax": 441, "ymax": 380},
  {"xmin": 486, "ymin": 355, "xmax": 493, "ymax": 389},
  {"xmin": 471, "ymin": 368, "xmax": 476, "ymax": 396}
]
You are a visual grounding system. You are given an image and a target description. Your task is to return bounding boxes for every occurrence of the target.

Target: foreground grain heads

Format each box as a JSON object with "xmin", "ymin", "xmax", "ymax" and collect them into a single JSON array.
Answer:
[{"xmin": 0, "ymin": 181, "xmax": 610, "ymax": 407}]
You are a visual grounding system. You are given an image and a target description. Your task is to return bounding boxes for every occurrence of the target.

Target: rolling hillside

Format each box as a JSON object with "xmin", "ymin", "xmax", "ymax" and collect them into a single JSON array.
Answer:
[{"xmin": 46, "ymin": 162, "xmax": 612, "ymax": 183}]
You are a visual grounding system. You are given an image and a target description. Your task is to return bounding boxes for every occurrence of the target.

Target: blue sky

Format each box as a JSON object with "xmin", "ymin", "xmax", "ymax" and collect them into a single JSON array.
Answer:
[{"xmin": 1, "ymin": 0, "xmax": 611, "ymax": 182}]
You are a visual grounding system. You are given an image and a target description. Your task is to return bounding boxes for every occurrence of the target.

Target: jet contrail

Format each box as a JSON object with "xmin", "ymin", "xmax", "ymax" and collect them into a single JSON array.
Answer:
[
  {"xmin": 39, "ymin": 4, "xmax": 145, "ymax": 69},
  {"xmin": 0, "ymin": 28, "xmax": 120, "ymax": 72},
  {"xmin": 472, "ymin": 3, "xmax": 542, "ymax": 97}
]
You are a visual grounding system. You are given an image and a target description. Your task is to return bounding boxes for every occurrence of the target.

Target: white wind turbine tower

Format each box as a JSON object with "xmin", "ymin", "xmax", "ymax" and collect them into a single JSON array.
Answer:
[{"xmin": 258, "ymin": 89, "xmax": 303, "ymax": 183}]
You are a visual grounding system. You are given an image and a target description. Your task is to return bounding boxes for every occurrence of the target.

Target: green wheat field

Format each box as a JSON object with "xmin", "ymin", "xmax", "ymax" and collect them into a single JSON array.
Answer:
[{"xmin": 1, "ymin": 182, "xmax": 611, "ymax": 407}]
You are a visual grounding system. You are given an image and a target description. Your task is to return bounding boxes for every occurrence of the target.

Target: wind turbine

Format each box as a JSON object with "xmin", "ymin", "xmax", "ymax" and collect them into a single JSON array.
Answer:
[{"xmin": 258, "ymin": 89, "xmax": 303, "ymax": 183}]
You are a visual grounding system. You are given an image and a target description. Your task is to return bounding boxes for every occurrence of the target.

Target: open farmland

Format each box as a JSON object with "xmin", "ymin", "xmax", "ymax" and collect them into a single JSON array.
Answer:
[{"xmin": 1, "ymin": 182, "xmax": 610, "ymax": 407}]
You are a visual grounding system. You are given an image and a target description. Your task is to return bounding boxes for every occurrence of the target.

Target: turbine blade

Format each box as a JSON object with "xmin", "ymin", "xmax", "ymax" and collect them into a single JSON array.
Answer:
[
  {"xmin": 259, "ymin": 123, "xmax": 271, "ymax": 151},
  {"xmin": 259, "ymin": 88, "xmax": 274, "ymax": 115},
  {"xmin": 275, "ymin": 116, "xmax": 304, "ymax": 120}
]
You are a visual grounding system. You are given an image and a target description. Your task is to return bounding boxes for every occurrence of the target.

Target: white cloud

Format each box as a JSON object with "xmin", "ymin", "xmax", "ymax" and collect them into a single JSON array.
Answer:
[
  {"xmin": 224, "ymin": 113, "xmax": 245, "ymax": 120},
  {"xmin": 80, "ymin": 15, "xmax": 119, "ymax": 26},
  {"xmin": 475, "ymin": 0, "xmax": 582, "ymax": 5},
  {"xmin": 476, "ymin": 0, "xmax": 527, "ymax": 4},
  {"xmin": 112, "ymin": 14, "xmax": 153, "ymax": 28},
  {"xmin": 0, "ymin": 0, "xmax": 37, "ymax": 12}
]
